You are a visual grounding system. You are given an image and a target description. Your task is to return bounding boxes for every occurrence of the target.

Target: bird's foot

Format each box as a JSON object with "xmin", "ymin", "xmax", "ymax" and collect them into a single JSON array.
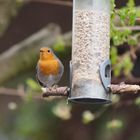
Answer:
[
  {"xmin": 47, "ymin": 87, "xmax": 52, "ymax": 92},
  {"xmin": 44, "ymin": 85, "xmax": 59, "ymax": 93},
  {"xmin": 52, "ymin": 84, "xmax": 58, "ymax": 88},
  {"xmin": 52, "ymin": 84, "xmax": 58, "ymax": 92}
]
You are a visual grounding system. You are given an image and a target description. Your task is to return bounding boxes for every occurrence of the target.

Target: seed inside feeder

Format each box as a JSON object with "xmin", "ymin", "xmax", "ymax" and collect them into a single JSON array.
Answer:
[{"xmin": 72, "ymin": 10, "xmax": 110, "ymax": 83}]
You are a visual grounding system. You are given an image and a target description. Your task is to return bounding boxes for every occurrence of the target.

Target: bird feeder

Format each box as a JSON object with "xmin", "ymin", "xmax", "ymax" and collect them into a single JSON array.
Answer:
[{"xmin": 69, "ymin": 0, "xmax": 111, "ymax": 104}]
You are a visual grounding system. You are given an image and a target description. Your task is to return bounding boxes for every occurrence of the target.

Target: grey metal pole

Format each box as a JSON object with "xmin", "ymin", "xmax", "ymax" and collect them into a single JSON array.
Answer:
[{"xmin": 69, "ymin": 0, "xmax": 111, "ymax": 104}]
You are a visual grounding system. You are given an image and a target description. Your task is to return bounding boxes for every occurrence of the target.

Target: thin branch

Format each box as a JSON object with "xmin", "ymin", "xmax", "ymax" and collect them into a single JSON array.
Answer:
[
  {"xmin": 116, "ymin": 26, "xmax": 140, "ymax": 31},
  {"xmin": 0, "ymin": 87, "xmax": 41, "ymax": 100},
  {"xmin": 136, "ymin": 18, "xmax": 140, "ymax": 22},
  {"xmin": 110, "ymin": 83, "xmax": 140, "ymax": 94},
  {"xmin": 33, "ymin": 0, "xmax": 72, "ymax": 7},
  {"xmin": 0, "ymin": 87, "xmax": 24, "ymax": 97},
  {"xmin": 42, "ymin": 87, "xmax": 70, "ymax": 97}
]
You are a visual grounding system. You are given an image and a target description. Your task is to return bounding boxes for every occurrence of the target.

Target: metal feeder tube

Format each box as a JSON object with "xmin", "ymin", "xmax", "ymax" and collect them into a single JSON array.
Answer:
[{"xmin": 69, "ymin": 0, "xmax": 111, "ymax": 104}]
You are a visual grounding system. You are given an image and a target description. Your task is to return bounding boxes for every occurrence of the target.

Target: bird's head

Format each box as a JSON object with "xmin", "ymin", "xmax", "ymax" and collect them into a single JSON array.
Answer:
[{"xmin": 39, "ymin": 47, "xmax": 54, "ymax": 60}]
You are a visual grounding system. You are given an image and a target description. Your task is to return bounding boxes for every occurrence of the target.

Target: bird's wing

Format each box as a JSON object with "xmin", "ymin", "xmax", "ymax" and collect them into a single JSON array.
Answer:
[
  {"xmin": 49, "ymin": 51, "xmax": 64, "ymax": 83},
  {"xmin": 54, "ymin": 59, "xmax": 64, "ymax": 84},
  {"xmin": 36, "ymin": 65, "xmax": 46, "ymax": 87}
]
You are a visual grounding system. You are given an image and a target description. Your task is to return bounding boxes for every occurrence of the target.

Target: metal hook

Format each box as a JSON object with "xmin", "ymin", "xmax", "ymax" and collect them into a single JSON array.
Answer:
[{"xmin": 99, "ymin": 59, "xmax": 111, "ymax": 92}]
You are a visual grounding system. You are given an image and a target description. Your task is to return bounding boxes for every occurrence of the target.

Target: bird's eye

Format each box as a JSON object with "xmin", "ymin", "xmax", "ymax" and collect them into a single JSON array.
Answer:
[{"xmin": 47, "ymin": 50, "xmax": 51, "ymax": 53}]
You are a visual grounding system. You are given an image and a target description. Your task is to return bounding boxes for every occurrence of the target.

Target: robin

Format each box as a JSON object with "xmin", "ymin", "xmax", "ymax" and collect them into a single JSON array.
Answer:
[{"xmin": 36, "ymin": 47, "xmax": 64, "ymax": 90}]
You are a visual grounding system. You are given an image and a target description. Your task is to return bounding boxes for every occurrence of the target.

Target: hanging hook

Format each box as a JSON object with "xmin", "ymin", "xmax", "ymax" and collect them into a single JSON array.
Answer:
[{"xmin": 99, "ymin": 59, "xmax": 111, "ymax": 92}]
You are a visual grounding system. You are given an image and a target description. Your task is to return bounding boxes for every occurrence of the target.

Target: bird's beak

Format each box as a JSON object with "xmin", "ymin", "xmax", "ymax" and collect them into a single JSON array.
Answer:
[{"xmin": 40, "ymin": 49, "xmax": 44, "ymax": 53}]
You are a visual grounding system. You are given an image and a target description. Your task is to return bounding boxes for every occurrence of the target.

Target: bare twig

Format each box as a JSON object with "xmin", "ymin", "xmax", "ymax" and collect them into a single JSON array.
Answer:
[
  {"xmin": 42, "ymin": 87, "xmax": 70, "ymax": 97},
  {"xmin": 116, "ymin": 26, "xmax": 140, "ymax": 31},
  {"xmin": 0, "ymin": 87, "xmax": 24, "ymax": 97},
  {"xmin": 0, "ymin": 87, "xmax": 41, "ymax": 100},
  {"xmin": 110, "ymin": 83, "xmax": 140, "ymax": 94},
  {"xmin": 33, "ymin": 0, "xmax": 72, "ymax": 6}
]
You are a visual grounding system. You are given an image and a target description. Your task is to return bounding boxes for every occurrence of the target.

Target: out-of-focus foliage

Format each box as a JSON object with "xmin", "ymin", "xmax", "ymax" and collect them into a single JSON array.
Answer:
[
  {"xmin": 106, "ymin": 119, "xmax": 123, "ymax": 130},
  {"xmin": 135, "ymin": 97, "xmax": 140, "ymax": 107},
  {"xmin": 111, "ymin": 0, "xmax": 137, "ymax": 46},
  {"xmin": 110, "ymin": 0, "xmax": 139, "ymax": 77},
  {"xmin": 53, "ymin": 36, "xmax": 65, "ymax": 53},
  {"xmin": 26, "ymin": 78, "xmax": 41, "ymax": 92},
  {"xmin": 52, "ymin": 101, "xmax": 72, "ymax": 120},
  {"xmin": 82, "ymin": 110, "xmax": 95, "ymax": 124},
  {"xmin": 13, "ymin": 101, "xmax": 62, "ymax": 140},
  {"xmin": 111, "ymin": 94, "xmax": 120, "ymax": 104}
]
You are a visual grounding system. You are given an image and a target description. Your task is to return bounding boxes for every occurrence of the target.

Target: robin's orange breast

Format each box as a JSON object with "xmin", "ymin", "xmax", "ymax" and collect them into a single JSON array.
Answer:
[{"xmin": 38, "ymin": 59, "xmax": 60, "ymax": 75}]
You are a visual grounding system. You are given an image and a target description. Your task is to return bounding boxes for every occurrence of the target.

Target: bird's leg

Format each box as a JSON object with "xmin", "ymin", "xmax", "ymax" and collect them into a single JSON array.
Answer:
[
  {"xmin": 48, "ymin": 87, "xmax": 53, "ymax": 92},
  {"xmin": 52, "ymin": 84, "xmax": 58, "ymax": 92},
  {"xmin": 52, "ymin": 84, "xmax": 58, "ymax": 88},
  {"xmin": 45, "ymin": 85, "xmax": 58, "ymax": 93}
]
